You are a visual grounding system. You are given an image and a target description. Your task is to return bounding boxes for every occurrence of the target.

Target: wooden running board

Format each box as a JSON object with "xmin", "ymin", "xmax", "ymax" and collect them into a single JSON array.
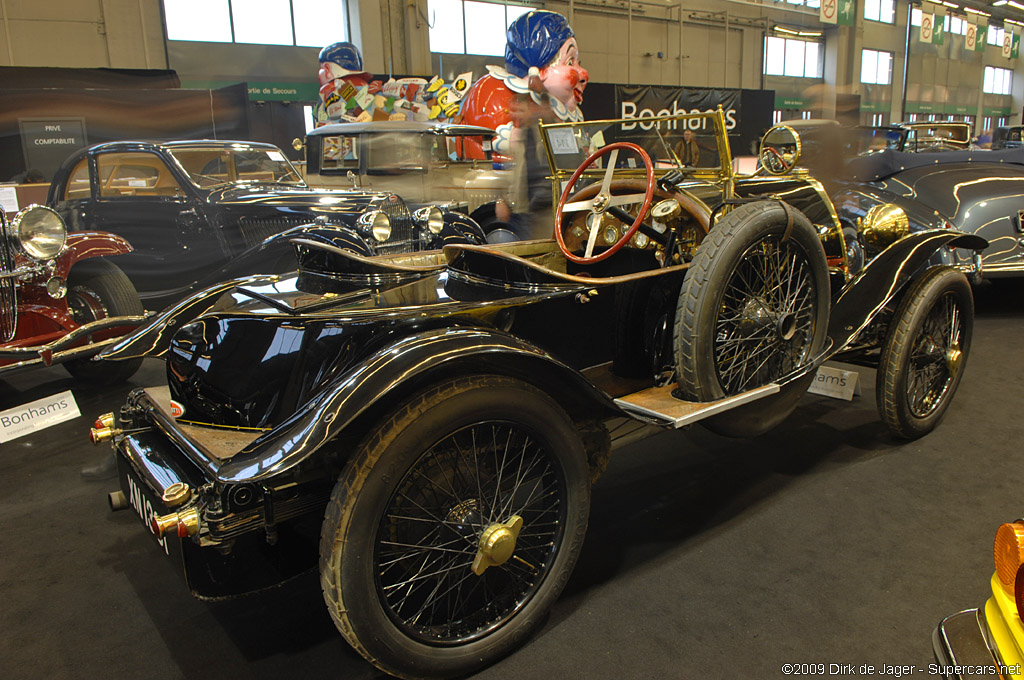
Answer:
[{"xmin": 614, "ymin": 383, "xmax": 780, "ymax": 428}]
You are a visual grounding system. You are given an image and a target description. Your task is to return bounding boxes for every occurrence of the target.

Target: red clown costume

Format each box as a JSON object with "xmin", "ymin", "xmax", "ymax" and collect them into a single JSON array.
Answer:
[{"xmin": 458, "ymin": 10, "xmax": 589, "ymax": 160}]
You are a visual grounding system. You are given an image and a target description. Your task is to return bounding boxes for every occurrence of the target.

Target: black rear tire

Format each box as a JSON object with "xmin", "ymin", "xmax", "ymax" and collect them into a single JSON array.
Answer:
[
  {"xmin": 674, "ymin": 201, "xmax": 830, "ymax": 437},
  {"xmin": 876, "ymin": 266, "xmax": 973, "ymax": 439},
  {"xmin": 319, "ymin": 375, "xmax": 590, "ymax": 679},
  {"xmin": 63, "ymin": 259, "xmax": 144, "ymax": 384}
]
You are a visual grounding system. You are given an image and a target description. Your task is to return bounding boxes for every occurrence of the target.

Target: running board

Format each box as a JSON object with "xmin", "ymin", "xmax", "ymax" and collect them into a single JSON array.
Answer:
[{"xmin": 614, "ymin": 383, "xmax": 781, "ymax": 428}]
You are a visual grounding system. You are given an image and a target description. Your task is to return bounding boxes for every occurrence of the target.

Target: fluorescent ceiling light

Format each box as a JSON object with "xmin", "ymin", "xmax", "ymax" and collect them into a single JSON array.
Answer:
[
  {"xmin": 940, "ymin": 1, "xmax": 958, "ymax": 8},
  {"xmin": 774, "ymin": 25, "xmax": 822, "ymax": 37},
  {"xmin": 993, "ymin": 0, "xmax": 1008, "ymax": 6},
  {"xmin": 1008, "ymin": 0, "xmax": 1024, "ymax": 10},
  {"xmin": 964, "ymin": 7, "xmax": 991, "ymax": 16}
]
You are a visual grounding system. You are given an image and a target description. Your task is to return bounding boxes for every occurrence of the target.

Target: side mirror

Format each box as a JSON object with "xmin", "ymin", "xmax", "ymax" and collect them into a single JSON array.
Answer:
[{"xmin": 759, "ymin": 125, "xmax": 802, "ymax": 175}]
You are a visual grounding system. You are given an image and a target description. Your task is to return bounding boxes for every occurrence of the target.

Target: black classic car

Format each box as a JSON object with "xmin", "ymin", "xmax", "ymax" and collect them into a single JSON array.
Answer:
[
  {"xmin": 47, "ymin": 140, "xmax": 485, "ymax": 309},
  {"xmin": 93, "ymin": 112, "xmax": 985, "ymax": 678},
  {"xmin": 1, "ymin": 204, "xmax": 147, "ymax": 382},
  {"xmin": 836, "ymin": 146, "xmax": 1024, "ymax": 279}
]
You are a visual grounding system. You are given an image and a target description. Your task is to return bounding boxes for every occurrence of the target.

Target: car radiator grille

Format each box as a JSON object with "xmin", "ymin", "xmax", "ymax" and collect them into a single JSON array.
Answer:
[
  {"xmin": 375, "ymin": 194, "xmax": 416, "ymax": 255},
  {"xmin": 0, "ymin": 215, "xmax": 17, "ymax": 343},
  {"xmin": 236, "ymin": 215, "xmax": 316, "ymax": 251}
]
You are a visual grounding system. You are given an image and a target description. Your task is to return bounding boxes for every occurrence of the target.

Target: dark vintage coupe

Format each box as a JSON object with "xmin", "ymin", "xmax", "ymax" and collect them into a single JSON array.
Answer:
[
  {"xmin": 1, "ymin": 205, "xmax": 146, "ymax": 382},
  {"xmin": 47, "ymin": 140, "xmax": 485, "ymax": 310},
  {"xmin": 93, "ymin": 112, "xmax": 985, "ymax": 678},
  {"xmin": 835, "ymin": 147, "xmax": 1024, "ymax": 279}
]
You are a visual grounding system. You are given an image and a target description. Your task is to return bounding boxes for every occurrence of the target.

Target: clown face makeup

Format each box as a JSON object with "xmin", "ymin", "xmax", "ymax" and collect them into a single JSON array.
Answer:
[{"xmin": 540, "ymin": 37, "xmax": 589, "ymax": 111}]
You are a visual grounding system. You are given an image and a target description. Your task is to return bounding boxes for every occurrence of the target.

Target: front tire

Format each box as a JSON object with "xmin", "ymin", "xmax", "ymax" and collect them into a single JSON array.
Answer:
[
  {"xmin": 674, "ymin": 201, "xmax": 830, "ymax": 437},
  {"xmin": 877, "ymin": 266, "xmax": 973, "ymax": 439},
  {"xmin": 63, "ymin": 259, "xmax": 144, "ymax": 384},
  {"xmin": 319, "ymin": 375, "xmax": 590, "ymax": 679}
]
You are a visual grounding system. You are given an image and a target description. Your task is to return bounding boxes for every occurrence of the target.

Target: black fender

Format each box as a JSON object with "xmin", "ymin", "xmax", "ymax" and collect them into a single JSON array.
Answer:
[
  {"xmin": 438, "ymin": 209, "xmax": 487, "ymax": 245},
  {"xmin": 827, "ymin": 230, "xmax": 987, "ymax": 353},
  {"xmin": 98, "ymin": 274, "xmax": 281, "ymax": 361},
  {"xmin": 215, "ymin": 326, "xmax": 618, "ymax": 483}
]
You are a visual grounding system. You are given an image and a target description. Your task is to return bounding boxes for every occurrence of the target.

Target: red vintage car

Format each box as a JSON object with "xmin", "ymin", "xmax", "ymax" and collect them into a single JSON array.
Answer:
[{"xmin": 1, "ymin": 205, "xmax": 148, "ymax": 383}]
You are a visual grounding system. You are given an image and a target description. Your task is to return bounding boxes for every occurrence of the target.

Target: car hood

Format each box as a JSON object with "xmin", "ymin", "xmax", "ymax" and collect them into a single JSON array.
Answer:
[
  {"xmin": 207, "ymin": 184, "xmax": 379, "ymax": 211},
  {"xmin": 875, "ymin": 162, "xmax": 1024, "ymax": 225}
]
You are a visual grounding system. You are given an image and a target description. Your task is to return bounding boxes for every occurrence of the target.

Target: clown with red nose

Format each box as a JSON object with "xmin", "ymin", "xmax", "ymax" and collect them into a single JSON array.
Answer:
[{"xmin": 458, "ymin": 10, "xmax": 589, "ymax": 159}]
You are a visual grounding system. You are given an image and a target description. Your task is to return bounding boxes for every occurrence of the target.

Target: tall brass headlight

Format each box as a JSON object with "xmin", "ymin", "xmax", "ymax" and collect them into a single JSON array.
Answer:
[
  {"xmin": 358, "ymin": 210, "xmax": 392, "ymax": 242},
  {"xmin": 14, "ymin": 205, "xmax": 67, "ymax": 260},
  {"xmin": 858, "ymin": 203, "xmax": 909, "ymax": 250},
  {"xmin": 413, "ymin": 206, "xmax": 445, "ymax": 234}
]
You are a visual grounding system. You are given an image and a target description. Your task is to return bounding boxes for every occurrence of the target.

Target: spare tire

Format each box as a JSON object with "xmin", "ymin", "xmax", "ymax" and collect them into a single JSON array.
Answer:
[{"xmin": 673, "ymin": 201, "xmax": 830, "ymax": 436}]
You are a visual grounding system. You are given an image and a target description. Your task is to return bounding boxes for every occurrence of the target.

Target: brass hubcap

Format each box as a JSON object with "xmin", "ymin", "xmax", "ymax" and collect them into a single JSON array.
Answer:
[
  {"xmin": 946, "ymin": 343, "xmax": 963, "ymax": 374},
  {"xmin": 471, "ymin": 515, "xmax": 524, "ymax": 576}
]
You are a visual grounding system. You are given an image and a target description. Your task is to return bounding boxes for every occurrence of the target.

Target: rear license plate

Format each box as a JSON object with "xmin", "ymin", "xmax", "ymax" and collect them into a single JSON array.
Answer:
[{"xmin": 118, "ymin": 453, "xmax": 181, "ymax": 561}]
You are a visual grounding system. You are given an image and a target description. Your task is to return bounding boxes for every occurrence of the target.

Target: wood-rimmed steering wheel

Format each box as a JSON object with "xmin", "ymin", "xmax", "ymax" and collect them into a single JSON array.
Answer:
[{"xmin": 554, "ymin": 142, "xmax": 655, "ymax": 264}]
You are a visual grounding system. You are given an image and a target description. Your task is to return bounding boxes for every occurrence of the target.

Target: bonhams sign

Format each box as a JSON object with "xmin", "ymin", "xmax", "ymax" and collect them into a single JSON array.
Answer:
[
  {"xmin": 0, "ymin": 390, "xmax": 81, "ymax": 443},
  {"xmin": 616, "ymin": 86, "xmax": 740, "ymax": 132},
  {"xmin": 581, "ymin": 84, "xmax": 772, "ymax": 159}
]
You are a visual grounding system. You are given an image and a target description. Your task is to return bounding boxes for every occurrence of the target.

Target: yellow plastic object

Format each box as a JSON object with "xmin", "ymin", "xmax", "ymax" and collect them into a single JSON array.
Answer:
[
  {"xmin": 985, "ymin": 572, "xmax": 1024, "ymax": 675},
  {"xmin": 995, "ymin": 523, "xmax": 1024, "ymax": 588}
]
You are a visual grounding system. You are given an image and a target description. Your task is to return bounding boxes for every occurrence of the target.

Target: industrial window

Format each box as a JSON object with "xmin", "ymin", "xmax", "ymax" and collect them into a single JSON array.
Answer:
[
  {"xmin": 162, "ymin": 0, "xmax": 348, "ymax": 47},
  {"xmin": 984, "ymin": 66, "xmax": 1013, "ymax": 95},
  {"xmin": 861, "ymin": 49, "xmax": 893, "ymax": 85},
  {"xmin": 864, "ymin": 0, "xmax": 895, "ymax": 24},
  {"xmin": 778, "ymin": 0, "xmax": 821, "ymax": 7},
  {"xmin": 428, "ymin": 0, "xmax": 535, "ymax": 56},
  {"xmin": 989, "ymin": 26, "xmax": 1005, "ymax": 46},
  {"xmin": 764, "ymin": 37, "xmax": 823, "ymax": 78}
]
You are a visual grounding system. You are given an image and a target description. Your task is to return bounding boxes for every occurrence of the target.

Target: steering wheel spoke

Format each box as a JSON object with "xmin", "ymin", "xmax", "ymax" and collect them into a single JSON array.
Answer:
[
  {"xmin": 554, "ymin": 142, "xmax": 656, "ymax": 265},
  {"xmin": 563, "ymin": 198, "xmax": 597, "ymax": 213},
  {"xmin": 606, "ymin": 193, "xmax": 649, "ymax": 208}
]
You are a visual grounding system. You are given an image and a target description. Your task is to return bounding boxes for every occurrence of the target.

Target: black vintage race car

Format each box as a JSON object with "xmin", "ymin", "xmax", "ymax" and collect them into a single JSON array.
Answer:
[
  {"xmin": 47, "ymin": 140, "xmax": 485, "ymax": 310},
  {"xmin": 92, "ymin": 112, "xmax": 985, "ymax": 679}
]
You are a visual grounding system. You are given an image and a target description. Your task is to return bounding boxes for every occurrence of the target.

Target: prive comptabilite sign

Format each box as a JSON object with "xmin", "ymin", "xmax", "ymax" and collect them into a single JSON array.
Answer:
[{"xmin": 0, "ymin": 390, "xmax": 81, "ymax": 443}]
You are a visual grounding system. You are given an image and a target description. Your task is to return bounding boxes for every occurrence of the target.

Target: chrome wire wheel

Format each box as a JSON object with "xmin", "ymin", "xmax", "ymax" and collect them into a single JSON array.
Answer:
[
  {"xmin": 375, "ymin": 420, "xmax": 565, "ymax": 645},
  {"xmin": 905, "ymin": 291, "xmax": 962, "ymax": 418},
  {"xmin": 713, "ymin": 233, "xmax": 818, "ymax": 395},
  {"xmin": 320, "ymin": 375, "xmax": 590, "ymax": 678},
  {"xmin": 877, "ymin": 266, "xmax": 973, "ymax": 440}
]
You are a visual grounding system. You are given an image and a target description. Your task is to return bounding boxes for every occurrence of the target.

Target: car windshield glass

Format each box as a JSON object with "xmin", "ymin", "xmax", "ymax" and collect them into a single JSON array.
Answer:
[
  {"xmin": 854, "ymin": 127, "xmax": 906, "ymax": 153},
  {"xmin": 540, "ymin": 111, "xmax": 732, "ymax": 177},
  {"xmin": 321, "ymin": 135, "xmax": 359, "ymax": 170},
  {"xmin": 168, "ymin": 146, "xmax": 304, "ymax": 188},
  {"xmin": 904, "ymin": 123, "xmax": 971, "ymax": 147},
  {"xmin": 363, "ymin": 133, "xmax": 429, "ymax": 174}
]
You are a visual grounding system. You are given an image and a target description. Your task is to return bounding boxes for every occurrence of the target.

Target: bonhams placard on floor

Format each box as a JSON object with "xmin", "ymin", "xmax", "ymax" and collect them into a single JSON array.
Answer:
[{"xmin": 0, "ymin": 390, "xmax": 81, "ymax": 443}]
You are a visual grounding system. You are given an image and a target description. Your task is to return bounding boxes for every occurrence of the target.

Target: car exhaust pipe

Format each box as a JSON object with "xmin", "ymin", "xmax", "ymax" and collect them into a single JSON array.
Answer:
[{"xmin": 108, "ymin": 491, "xmax": 129, "ymax": 511}]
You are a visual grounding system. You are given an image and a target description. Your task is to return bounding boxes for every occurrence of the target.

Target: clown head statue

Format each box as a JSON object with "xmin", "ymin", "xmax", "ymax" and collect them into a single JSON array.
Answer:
[
  {"xmin": 457, "ymin": 10, "xmax": 588, "ymax": 158},
  {"xmin": 505, "ymin": 11, "xmax": 588, "ymax": 119}
]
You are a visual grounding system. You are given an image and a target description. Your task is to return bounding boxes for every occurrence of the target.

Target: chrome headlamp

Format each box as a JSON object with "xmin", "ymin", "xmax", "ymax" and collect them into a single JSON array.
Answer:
[
  {"xmin": 13, "ymin": 205, "xmax": 67, "ymax": 260},
  {"xmin": 413, "ymin": 206, "xmax": 445, "ymax": 235},
  {"xmin": 357, "ymin": 210, "xmax": 391, "ymax": 242}
]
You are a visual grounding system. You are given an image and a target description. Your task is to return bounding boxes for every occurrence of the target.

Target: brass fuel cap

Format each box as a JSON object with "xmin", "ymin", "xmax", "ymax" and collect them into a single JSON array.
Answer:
[
  {"xmin": 472, "ymin": 515, "xmax": 524, "ymax": 576},
  {"xmin": 161, "ymin": 482, "xmax": 192, "ymax": 508}
]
